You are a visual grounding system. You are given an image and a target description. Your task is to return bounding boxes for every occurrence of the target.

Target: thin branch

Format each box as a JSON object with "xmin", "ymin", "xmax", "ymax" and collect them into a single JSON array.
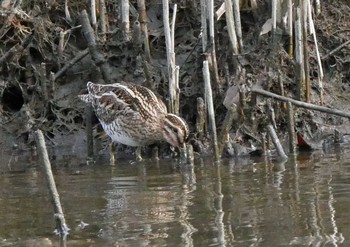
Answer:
[{"xmin": 252, "ymin": 87, "xmax": 350, "ymax": 119}]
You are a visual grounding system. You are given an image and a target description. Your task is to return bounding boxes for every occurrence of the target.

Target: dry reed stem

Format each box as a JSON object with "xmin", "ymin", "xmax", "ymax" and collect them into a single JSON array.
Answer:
[
  {"xmin": 307, "ymin": 0, "xmax": 323, "ymax": 103},
  {"xmin": 207, "ymin": 0, "xmax": 221, "ymax": 90},
  {"xmin": 294, "ymin": 7, "xmax": 304, "ymax": 101},
  {"xmin": 121, "ymin": 0, "xmax": 130, "ymax": 41},
  {"xmin": 287, "ymin": 102, "xmax": 296, "ymax": 154},
  {"xmin": 302, "ymin": 1, "xmax": 310, "ymax": 102},
  {"xmin": 162, "ymin": 0, "xmax": 177, "ymax": 114},
  {"xmin": 252, "ymin": 87, "xmax": 350, "ymax": 118},
  {"xmin": 266, "ymin": 124, "xmax": 288, "ymax": 160},
  {"xmin": 35, "ymin": 130, "xmax": 69, "ymax": 237},
  {"xmin": 225, "ymin": 0, "xmax": 239, "ymax": 54},
  {"xmin": 232, "ymin": 0, "xmax": 243, "ymax": 50},
  {"xmin": 90, "ymin": 0, "xmax": 97, "ymax": 32},
  {"xmin": 138, "ymin": 0, "xmax": 151, "ymax": 61},
  {"xmin": 200, "ymin": 0, "xmax": 208, "ymax": 52},
  {"xmin": 99, "ymin": 0, "xmax": 108, "ymax": 42},
  {"xmin": 203, "ymin": 60, "xmax": 220, "ymax": 162}
]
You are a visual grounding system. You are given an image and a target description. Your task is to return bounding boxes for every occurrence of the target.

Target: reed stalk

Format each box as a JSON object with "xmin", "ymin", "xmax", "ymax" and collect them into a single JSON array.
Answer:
[
  {"xmin": 203, "ymin": 60, "xmax": 220, "ymax": 162},
  {"xmin": 99, "ymin": 0, "xmax": 108, "ymax": 42},
  {"xmin": 121, "ymin": 0, "xmax": 130, "ymax": 41},
  {"xmin": 35, "ymin": 130, "xmax": 69, "ymax": 237},
  {"xmin": 64, "ymin": 0, "xmax": 72, "ymax": 24},
  {"xmin": 302, "ymin": 1, "xmax": 310, "ymax": 102},
  {"xmin": 294, "ymin": 7, "xmax": 304, "ymax": 101},
  {"xmin": 162, "ymin": 1, "xmax": 177, "ymax": 114},
  {"xmin": 271, "ymin": 0, "xmax": 277, "ymax": 44},
  {"xmin": 287, "ymin": 102, "xmax": 296, "ymax": 154},
  {"xmin": 266, "ymin": 124, "xmax": 288, "ymax": 160},
  {"xmin": 225, "ymin": 0, "xmax": 239, "ymax": 54},
  {"xmin": 90, "ymin": 0, "xmax": 97, "ymax": 32},
  {"xmin": 207, "ymin": 0, "xmax": 221, "ymax": 90},
  {"xmin": 287, "ymin": 0, "xmax": 293, "ymax": 56},
  {"xmin": 232, "ymin": 0, "xmax": 242, "ymax": 50},
  {"xmin": 200, "ymin": 0, "xmax": 208, "ymax": 52},
  {"xmin": 307, "ymin": 0, "xmax": 324, "ymax": 104},
  {"xmin": 137, "ymin": 0, "xmax": 151, "ymax": 61}
]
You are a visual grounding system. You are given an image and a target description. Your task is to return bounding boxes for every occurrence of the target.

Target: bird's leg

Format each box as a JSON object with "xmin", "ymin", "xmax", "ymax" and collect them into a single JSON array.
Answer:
[
  {"xmin": 109, "ymin": 142, "xmax": 116, "ymax": 165},
  {"xmin": 135, "ymin": 147, "xmax": 143, "ymax": 161}
]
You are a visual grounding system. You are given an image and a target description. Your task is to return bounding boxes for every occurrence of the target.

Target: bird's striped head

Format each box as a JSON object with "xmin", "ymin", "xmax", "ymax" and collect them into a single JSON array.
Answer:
[
  {"xmin": 162, "ymin": 113, "xmax": 189, "ymax": 148},
  {"xmin": 78, "ymin": 81, "xmax": 101, "ymax": 103}
]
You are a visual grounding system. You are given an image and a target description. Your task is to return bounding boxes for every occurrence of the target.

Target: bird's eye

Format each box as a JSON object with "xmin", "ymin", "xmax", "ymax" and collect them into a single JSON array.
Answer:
[{"xmin": 173, "ymin": 128, "xmax": 178, "ymax": 133}]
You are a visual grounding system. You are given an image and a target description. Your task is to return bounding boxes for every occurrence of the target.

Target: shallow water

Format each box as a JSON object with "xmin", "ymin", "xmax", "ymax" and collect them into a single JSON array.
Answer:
[{"xmin": 0, "ymin": 148, "xmax": 349, "ymax": 246}]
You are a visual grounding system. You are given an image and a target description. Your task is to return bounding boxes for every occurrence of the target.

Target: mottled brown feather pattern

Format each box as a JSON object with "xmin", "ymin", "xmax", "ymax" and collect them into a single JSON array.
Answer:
[{"xmin": 78, "ymin": 81, "xmax": 189, "ymax": 148}]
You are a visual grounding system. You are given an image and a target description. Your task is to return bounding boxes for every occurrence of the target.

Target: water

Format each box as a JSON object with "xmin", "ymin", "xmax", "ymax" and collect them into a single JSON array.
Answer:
[{"xmin": 0, "ymin": 148, "xmax": 349, "ymax": 246}]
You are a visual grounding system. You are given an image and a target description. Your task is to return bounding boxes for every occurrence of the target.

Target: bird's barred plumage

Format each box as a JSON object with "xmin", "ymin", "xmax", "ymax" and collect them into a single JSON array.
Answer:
[{"xmin": 78, "ymin": 81, "xmax": 189, "ymax": 148}]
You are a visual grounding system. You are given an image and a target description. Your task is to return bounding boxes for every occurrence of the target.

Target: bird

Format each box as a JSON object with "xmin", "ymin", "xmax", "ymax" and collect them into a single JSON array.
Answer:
[{"xmin": 78, "ymin": 81, "xmax": 189, "ymax": 162}]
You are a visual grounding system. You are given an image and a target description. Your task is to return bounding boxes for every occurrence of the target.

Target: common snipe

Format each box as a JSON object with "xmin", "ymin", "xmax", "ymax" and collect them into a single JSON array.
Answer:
[{"xmin": 78, "ymin": 81, "xmax": 189, "ymax": 161}]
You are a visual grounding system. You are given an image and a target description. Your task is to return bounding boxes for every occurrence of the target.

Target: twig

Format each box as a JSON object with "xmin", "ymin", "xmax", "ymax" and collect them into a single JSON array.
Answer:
[
  {"xmin": 252, "ymin": 87, "xmax": 350, "ymax": 118},
  {"xmin": 34, "ymin": 130, "xmax": 69, "ymax": 237},
  {"xmin": 0, "ymin": 32, "xmax": 33, "ymax": 65},
  {"xmin": 322, "ymin": 40, "xmax": 350, "ymax": 60},
  {"xmin": 266, "ymin": 124, "xmax": 288, "ymax": 160},
  {"xmin": 53, "ymin": 48, "xmax": 89, "ymax": 81},
  {"xmin": 203, "ymin": 60, "xmax": 220, "ymax": 162}
]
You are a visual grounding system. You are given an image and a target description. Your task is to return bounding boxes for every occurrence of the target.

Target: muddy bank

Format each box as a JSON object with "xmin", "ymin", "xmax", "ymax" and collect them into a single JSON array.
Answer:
[{"xmin": 1, "ymin": 0, "xmax": 350, "ymax": 160}]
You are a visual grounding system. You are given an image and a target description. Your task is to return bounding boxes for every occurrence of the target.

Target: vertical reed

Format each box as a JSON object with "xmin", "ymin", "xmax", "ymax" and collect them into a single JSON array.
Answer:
[
  {"xmin": 90, "ymin": 0, "xmax": 97, "ymax": 32},
  {"xmin": 137, "ymin": 0, "xmax": 151, "ymax": 61},
  {"xmin": 232, "ymin": 0, "xmax": 243, "ymax": 50},
  {"xmin": 121, "ymin": 0, "xmax": 130, "ymax": 41},
  {"xmin": 203, "ymin": 60, "xmax": 220, "ymax": 161},
  {"xmin": 162, "ymin": 1, "xmax": 177, "ymax": 114},
  {"xmin": 225, "ymin": 0, "xmax": 239, "ymax": 54},
  {"xmin": 294, "ymin": 7, "xmax": 304, "ymax": 101},
  {"xmin": 99, "ymin": 0, "xmax": 108, "ymax": 42},
  {"xmin": 207, "ymin": 0, "xmax": 221, "ymax": 90},
  {"xmin": 287, "ymin": 102, "xmax": 296, "ymax": 154}
]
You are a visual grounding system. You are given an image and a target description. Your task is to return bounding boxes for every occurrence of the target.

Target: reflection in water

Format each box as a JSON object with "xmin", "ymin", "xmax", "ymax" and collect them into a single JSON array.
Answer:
[{"xmin": 0, "ymin": 150, "xmax": 350, "ymax": 246}]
